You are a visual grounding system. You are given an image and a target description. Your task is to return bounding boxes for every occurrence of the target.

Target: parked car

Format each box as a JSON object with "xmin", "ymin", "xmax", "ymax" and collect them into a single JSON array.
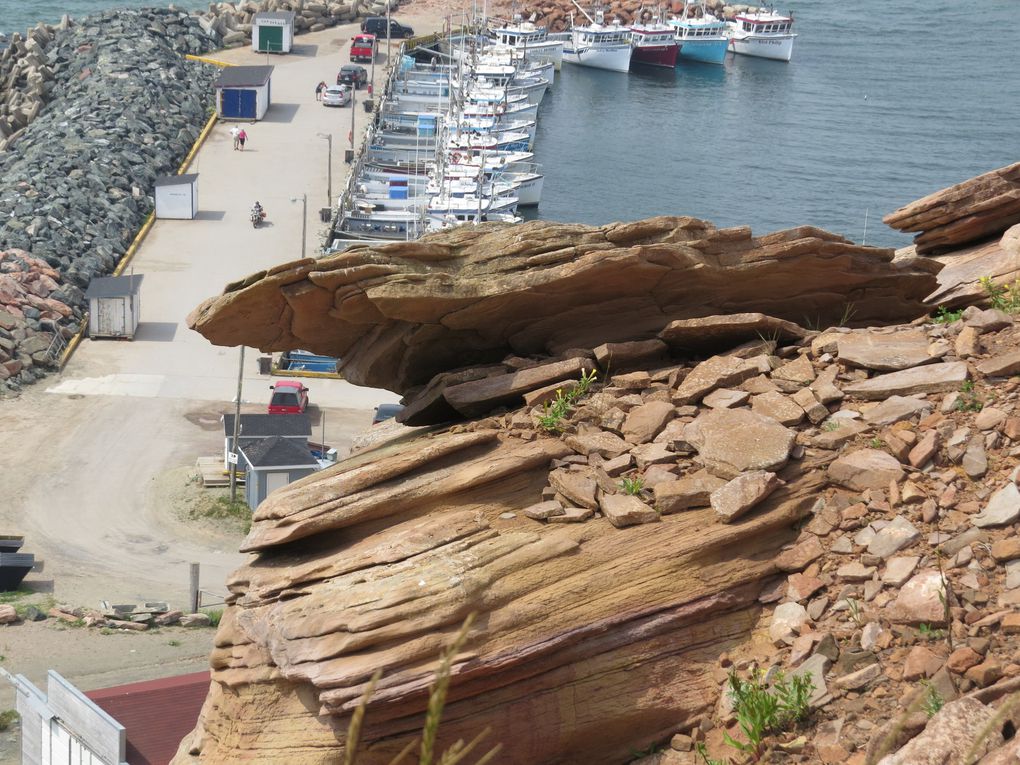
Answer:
[
  {"xmin": 337, "ymin": 65, "xmax": 369, "ymax": 90},
  {"xmin": 350, "ymin": 33, "xmax": 377, "ymax": 63},
  {"xmin": 322, "ymin": 84, "xmax": 350, "ymax": 107},
  {"xmin": 372, "ymin": 403, "xmax": 404, "ymax": 424},
  {"xmin": 360, "ymin": 16, "xmax": 415, "ymax": 39},
  {"xmin": 268, "ymin": 380, "xmax": 309, "ymax": 414}
]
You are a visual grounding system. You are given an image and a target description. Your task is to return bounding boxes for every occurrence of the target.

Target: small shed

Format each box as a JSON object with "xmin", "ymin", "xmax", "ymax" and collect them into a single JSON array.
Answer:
[
  {"xmin": 221, "ymin": 413, "xmax": 312, "ymax": 470},
  {"xmin": 213, "ymin": 65, "xmax": 274, "ymax": 121},
  {"xmin": 85, "ymin": 275, "xmax": 143, "ymax": 340},
  {"xmin": 154, "ymin": 174, "xmax": 198, "ymax": 220},
  {"xmin": 252, "ymin": 11, "xmax": 296, "ymax": 54},
  {"xmin": 240, "ymin": 436, "xmax": 319, "ymax": 509}
]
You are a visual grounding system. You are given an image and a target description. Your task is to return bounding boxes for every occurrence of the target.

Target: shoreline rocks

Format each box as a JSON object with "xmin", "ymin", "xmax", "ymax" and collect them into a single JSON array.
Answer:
[{"xmin": 0, "ymin": 9, "xmax": 220, "ymax": 393}]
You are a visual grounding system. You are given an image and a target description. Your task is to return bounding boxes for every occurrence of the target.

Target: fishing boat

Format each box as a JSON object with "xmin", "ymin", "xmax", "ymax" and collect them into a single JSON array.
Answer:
[
  {"xmin": 726, "ymin": 7, "xmax": 796, "ymax": 62},
  {"xmin": 562, "ymin": 7, "xmax": 633, "ymax": 73},
  {"xmin": 669, "ymin": 0, "xmax": 729, "ymax": 64},
  {"xmin": 628, "ymin": 11, "xmax": 679, "ymax": 68},
  {"xmin": 488, "ymin": 15, "xmax": 564, "ymax": 70}
]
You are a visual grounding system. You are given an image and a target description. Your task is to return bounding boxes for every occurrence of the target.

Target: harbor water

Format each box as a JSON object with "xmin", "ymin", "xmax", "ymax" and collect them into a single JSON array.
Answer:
[
  {"xmin": 2, "ymin": 0, "xmax": 1019, "ymax": 248},
  {"xmin": 523, "ymin": 0, "xmax": 1020, "ymax": 247}
]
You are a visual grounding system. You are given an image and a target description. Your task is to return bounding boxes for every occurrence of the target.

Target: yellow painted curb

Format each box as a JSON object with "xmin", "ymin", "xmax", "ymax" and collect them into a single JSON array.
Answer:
[
  {"xmin": 58, "ymin": 314, "xmax": 89, "ymax": 369},
  {"xmin": 185, "ymin": 53, "xmax": 234, "ymax": 68}
]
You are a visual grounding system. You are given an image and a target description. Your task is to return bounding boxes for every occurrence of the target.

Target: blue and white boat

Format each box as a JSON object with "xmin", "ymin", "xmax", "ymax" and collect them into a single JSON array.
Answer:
[{"xmin": 669, "ymin": 0, "xmax": 729, "ymax": 64}]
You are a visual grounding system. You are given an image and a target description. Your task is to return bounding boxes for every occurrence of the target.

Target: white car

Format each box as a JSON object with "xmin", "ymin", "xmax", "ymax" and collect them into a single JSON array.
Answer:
[{"xmin": 322, "ymin": 85, "xmax": 350, "ymax": 107}]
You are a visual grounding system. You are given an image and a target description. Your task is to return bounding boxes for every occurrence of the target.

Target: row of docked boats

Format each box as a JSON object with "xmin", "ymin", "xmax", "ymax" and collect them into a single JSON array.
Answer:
[
  {"xmin": 492, "ymin": 2, "xmax": 796, "ymax": 74},
  {"xmin": 328, "ymin": 39, "xmax": 553, "ymax": 247}
]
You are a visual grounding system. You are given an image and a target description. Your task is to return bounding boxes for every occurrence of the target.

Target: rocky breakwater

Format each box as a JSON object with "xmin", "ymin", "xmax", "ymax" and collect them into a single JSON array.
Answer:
[
  {"xmin": 0, "ymin": 17, "xmax": 71, "ymax": 150},
  {"xmin": 0, "ymin": 9, "xmax": 219, "ymax": 393},
  {"xmin": 172, "ymin": 217, "xmax": 953, "ymax": 763},
  {"xmin": 197, "ymin": 0, "xmax": 402, "ymax": 49}
]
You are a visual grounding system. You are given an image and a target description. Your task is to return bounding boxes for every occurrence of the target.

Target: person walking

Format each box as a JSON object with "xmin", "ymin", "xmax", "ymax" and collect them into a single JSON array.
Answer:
[
  {"xmin": 315, "ymin": 81, "xmax": 326, "ymax": 101},
  {"xmin": 238, "ymin": 128, "xmax": 247, "ymax": 151},
  {"xmin": 230, "ymin": 125, "xmax": 240, "ymax": 150}
]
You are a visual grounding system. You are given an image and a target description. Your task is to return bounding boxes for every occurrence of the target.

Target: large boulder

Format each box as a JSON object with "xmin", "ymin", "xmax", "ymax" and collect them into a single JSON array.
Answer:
[
  {"xmin": 187, "ymin": 217, "xmax": 939, "ymax": 394},
  {"xmin": 685, "ymin": 409, "xmax": 796, "ymax": 478}
]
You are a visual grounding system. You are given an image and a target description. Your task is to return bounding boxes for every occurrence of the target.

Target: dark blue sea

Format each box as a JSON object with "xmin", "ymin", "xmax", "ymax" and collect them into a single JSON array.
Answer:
[
  {"xmin": 3, "ymin": 0, "xmax": 1018, "ymax": 248},
  {"xmin": 524, "ymin": 0, "xmax": 1020, "ymax": 247}
]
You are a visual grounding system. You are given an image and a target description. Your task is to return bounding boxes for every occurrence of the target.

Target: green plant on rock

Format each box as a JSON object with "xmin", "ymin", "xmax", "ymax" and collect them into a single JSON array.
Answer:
[
  {"xmin": 536, "ymin": 368, "xmax": 598, "ymax": 432},
  {"xmin": 917, "ymin": 623, "xmax": 944, "ymax": 641},
  {"xmin": 822, "ymin": 420, "xmax": 841, "ymax": 432},
  {"xmin": 932, "ymin": 305, "xmax": 964, "ymax": 324},
  {"xmin": 920, "ymin": 681, "xmax": 944, "ymax": 718},
  {"xmin": 0, "ymin": 709, "xmax": 18, "ymax": 731},
  {"xmin": 695, "ymin": 742, "xmax": 728, "ymax": 765},
  {"xmin": 203, "ymin": 608, "xmax": 223, "ymax": 628},
  {"xmin": 869, "ymin": 437, "xmax": 884, "ymax": 449},
  {"xmin": 980, "ymin": 276, "xmax": 1020, "ymax": 313},
  {"xmin": 619, "ymin": 476, "xmax": 645, "ymax": 496},
  {"xmin": 845, "ymin": 597, "xmax": 864, "ymax": 628},
  {"xmin": 722, "ymin": 669, "xmax": 814, "ymax": 762},
  {"xmin": 954, "ymin": 379, "xmax": 984, "ymax": 413}
]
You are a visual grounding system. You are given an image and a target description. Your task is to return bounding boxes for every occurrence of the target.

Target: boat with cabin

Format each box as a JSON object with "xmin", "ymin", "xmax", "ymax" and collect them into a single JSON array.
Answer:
[
  {"xmin": 562, "ymin": 6, "xmax": 633, "ymax": 73},
  {"xmin": 628, "ymin": 11, "xmax": 679, "ymax": 68},
  {"xmin": 726, "ymin": 7, "xmax": 796, "ymax": 62},
  {"xmin": 669, "ymin": 0, "xmax": 729, "ymax": 64},
  {"xmin": 488, "ymin": 15, "xmax": 564, "ymax": 70}
]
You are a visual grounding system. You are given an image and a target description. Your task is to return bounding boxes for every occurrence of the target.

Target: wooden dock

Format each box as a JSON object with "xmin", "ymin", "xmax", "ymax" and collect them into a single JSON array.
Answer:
[{"xmin": 197, "ymin": 456, "xmax": 244, "ymax": 488}]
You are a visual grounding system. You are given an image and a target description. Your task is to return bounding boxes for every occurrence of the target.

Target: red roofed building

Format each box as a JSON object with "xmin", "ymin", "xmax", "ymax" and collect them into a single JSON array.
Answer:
[{"xmin": 85, "ymin": 671, "xmax": 210, "ymax": 765}]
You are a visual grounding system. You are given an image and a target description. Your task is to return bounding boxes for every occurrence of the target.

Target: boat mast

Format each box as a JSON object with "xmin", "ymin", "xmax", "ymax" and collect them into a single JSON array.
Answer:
[{"xmin": 570, "ymin": 0, "xmax": 596, "ymax": 25}]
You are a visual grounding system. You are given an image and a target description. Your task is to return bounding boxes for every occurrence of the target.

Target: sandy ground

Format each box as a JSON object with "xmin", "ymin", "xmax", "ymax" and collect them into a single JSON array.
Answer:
[{"xmin": 0, "ymin": 6, "xmax": 465, "ymax": 760}]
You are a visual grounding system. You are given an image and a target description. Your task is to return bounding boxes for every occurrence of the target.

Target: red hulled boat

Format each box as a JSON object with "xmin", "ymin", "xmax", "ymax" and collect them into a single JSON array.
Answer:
[{"xmin": 628, "ymin": 18, "xmax": 679, "ymax": 68}]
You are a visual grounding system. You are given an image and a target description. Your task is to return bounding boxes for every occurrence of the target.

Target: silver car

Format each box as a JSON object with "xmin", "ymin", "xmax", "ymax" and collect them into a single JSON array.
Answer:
[{"xmin": 322, "ymin": 85, "xmax": 350, "ymax": 107}]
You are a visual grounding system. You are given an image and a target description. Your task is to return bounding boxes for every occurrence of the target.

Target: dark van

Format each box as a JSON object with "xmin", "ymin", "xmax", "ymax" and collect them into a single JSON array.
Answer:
[{"xmin": 360, "ymin": 17, "xmax": 415, "ymax": 38}]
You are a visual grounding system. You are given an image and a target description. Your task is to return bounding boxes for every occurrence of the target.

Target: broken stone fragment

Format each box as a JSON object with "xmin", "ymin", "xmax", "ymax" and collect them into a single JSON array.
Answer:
[
  {"xmin": 654, "ymin": 470, "xmax": 726, "ymax": 514},
  {"xmin": 710, "ymin": 470, "xmax": 782, "ymax": 523},
  {"xmin": 685, "ymin": 409, "xmax": 796, "ymax": 479},
  {"xmin": 827, "ymin": 449, "xmax": 905, "ymax": 492},
  {"xmin": 598, "ymin": 494, "xmax": 659, "ymax": 528},
  {"xmin": 842, "ymin": 362, "xmax": 969, "ymax": 400}
]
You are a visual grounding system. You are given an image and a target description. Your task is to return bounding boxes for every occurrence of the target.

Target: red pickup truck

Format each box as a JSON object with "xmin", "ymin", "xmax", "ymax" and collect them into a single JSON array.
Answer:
[
  {"xmin": 268, "ymin": 380, "xmax": 309, "ymax": 414},
  {"xmin": 350, "ymin": 33, "xmax": 376, "ymax": 63}
]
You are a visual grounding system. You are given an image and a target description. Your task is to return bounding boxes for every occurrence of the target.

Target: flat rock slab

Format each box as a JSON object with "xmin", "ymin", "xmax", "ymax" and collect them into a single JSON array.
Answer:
[
  {"xmin": 876, "ymin": 697, "xmax": 1002, "ymax": 765},
  {"xmin": 710, "ymin": 470, "xmax": 781, "ymax": 523},
  {"xmin": 868, "ymin": 516, "xmax": 921, "ymax": 559},
  {"xmin": 445, "ymin": 357, "xmax": 595, "ymax": 418},
  {"xmin": 862, "ymin": 395, "xmax": 932, "ymax": 426},
  {"xmin": 599, "ymin": 494, "xmax": 660, "ymax": 528},
  {"xmin": 827, "ymin": 449, "xmax": 905, "ymax": 492},
  {"xmin": 548, "ymin": 468, "xmax": 598, "ymax": 510},
  {"xmin": 837, "ymin": 328, "xmax": 934, "ymax": 372},
  {"xmin": 977, "ymin": 351, "xmax": 1020, "ymax": 378},
  {"xmin": 659, "ymin": 312, "xmax": 808, "ymax": 354},
  {"xmin": 702, "ymin": 387, "xmax": 750, "ymax": 409},
  {"xmin": 973, "ymin": 483, "xmax": 1020, "ymax": 528},
  {"xmin": 843, "ymin": 362, "xmax": 969, "ymax": 400},
  {"xmin": 685, "ymin": 409, "xmax": 796, "ymax": 479},
  {"xmin": 523, "ymin": 501, "xmax": 565, "ymax": 520},
  {"xmin": 654, "ymin": 470, "xmax": 726, "ymax": 514},
  {"xmin": 565, "ymin": 430, "xmax": 632, "ymax": 459},
  {"xmin": 770, "ymin": 601, "xmax": 809, "ymax": 645},
  {"xmin": 593, "ymin": 339, "xmax": 667, "ymax": 370},
  {"xmin": 674, "ymin": 355, "xmax": 761, "ymax": 405},
  {"xmin": 547, "ymin": 507, "xmax": 594, "ymax": 523},
  {"xmin": 622, "ymin": 400, "xmax": 676, "ymax": 445},
  {"xmin": 751, "ymin": 391, "xmax": 805, "ymax": 426}
]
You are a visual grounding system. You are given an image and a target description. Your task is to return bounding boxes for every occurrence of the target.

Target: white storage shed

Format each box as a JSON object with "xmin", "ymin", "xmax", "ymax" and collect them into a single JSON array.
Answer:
[
  {"xmin": 252, "ymin": 12, "xmax": 296, "ymax": 54},
  {"xmin": 213, "ymin": 65, "xmax": 274, "ymax": 121},
  {"xmin": 154, "ymin": 173, "xmax": 198, "ymax": 220},
  {"xmin": 85, "ymin": 274, "xmax": 143, "ymax": 340}
]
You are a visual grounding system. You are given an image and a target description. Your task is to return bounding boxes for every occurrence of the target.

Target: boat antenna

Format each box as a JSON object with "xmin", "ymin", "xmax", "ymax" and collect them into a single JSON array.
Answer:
[{"xmin": 570, "ymin": 0, "xmax": 596, "ymax": 25}]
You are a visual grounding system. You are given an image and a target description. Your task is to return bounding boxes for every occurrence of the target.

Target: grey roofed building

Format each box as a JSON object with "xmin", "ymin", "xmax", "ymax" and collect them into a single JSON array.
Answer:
[
  {"xmin": 213, "ymin": 65, "xmax": 274, "ymax": 89},
  {"xmin": 154, "ymin": 173, "xmax": 199, "ymax": 187},
  {"xmin": 221, "ymin": 413, "xmax": 312, "ymax": 439},
  {"xmin": 242, "ymin": 436, "xmax": 319, "ymax": 469},
  {"xmin": 83, "ymin": 274, "xmax": 143, "ymax": 299},
  {"xmin": 253, "ymin": 11, "xmax": 296, "ymax": 21}
]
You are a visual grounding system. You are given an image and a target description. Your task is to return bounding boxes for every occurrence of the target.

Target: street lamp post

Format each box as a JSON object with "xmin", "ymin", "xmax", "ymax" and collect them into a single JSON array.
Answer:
[
  {"xmin": 317, "ymin": 132, "xmax": 332, "ymax": 208},
  {"xmin": 350, "ymin": 84, "xmax": 357, "ymax": 150}
]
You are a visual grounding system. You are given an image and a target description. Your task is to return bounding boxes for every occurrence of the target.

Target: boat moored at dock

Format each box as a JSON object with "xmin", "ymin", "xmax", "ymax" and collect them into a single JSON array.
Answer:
[
  {"xmin": 562, "ymin": 8, "xmax": 633, "ymax": 73},
  {"xmin": 669, "ymin": 0, "xmax": 730, "ymax": 64},
  {"xmin": 628, "ymin": 15, "xmax": 679, "ymax": 69},
  {"xmin": 726, "ymin": 7, "xmax": 797, "ymax": 62}
]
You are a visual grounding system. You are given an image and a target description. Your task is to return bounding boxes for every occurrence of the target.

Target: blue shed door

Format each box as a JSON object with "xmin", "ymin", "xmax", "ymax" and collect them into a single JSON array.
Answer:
[{"xmin": 221, "ymin": 88, "xmax": 257, "ymax": 119}]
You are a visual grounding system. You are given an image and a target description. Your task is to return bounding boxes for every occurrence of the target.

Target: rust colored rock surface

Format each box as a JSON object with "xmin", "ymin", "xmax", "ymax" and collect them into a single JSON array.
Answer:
[
  {"xmin": 884, "ymin": 161, "xmax": 1020, "ymax": 255},
  {"xmin": 186, "ymin": 217, "xmax": 937, "ymax": 394}
]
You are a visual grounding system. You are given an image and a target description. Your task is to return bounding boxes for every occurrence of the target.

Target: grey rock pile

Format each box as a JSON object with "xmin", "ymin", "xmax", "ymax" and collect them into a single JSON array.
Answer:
[
  {"xmin": 197, "ymin": 0, "xmax": 403, "ymax": 47},
  {"xmin": 0, "ymin": 9, "xmax": 220, "ymax": 393}
]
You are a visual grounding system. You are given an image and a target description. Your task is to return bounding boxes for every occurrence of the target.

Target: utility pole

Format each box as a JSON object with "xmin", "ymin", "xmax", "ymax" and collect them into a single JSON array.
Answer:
[
  {"xmin": 301, "ymin": 192, "xmax": 307, "ymax": 258},
  {"xmin": 318, "ymin": 132, "xmax": 332, "ymax": 207},
  {"xmin": 350, "ymin": 84, "xmax": 357, "ymax": 150},
  {"xmin": 229, "ymin": 345, "xmax": 245, "ymax": 503}
]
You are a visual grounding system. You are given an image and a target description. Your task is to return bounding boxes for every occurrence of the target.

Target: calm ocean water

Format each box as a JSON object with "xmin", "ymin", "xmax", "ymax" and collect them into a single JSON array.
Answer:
[
  {"xmin": 524, "ymin": 0, "xmax": 1020, "ymax": 248},
  {"xmin": 2, "ymin": 0, "xmax": 1018, "ymax": 248}
]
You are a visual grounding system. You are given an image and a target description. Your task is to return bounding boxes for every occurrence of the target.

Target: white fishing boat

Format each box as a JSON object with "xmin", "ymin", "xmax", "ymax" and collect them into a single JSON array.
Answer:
[
  {"xmin": 562, "ymin": 7, "xmax": 633, "ymax": 73},
  {"xmin": 726, "ymin": 7, "xmax": 796, "ymax": 62},
  {"xmin": 489, "ymin": 15, "xmax": 564, "ymax": 70}
]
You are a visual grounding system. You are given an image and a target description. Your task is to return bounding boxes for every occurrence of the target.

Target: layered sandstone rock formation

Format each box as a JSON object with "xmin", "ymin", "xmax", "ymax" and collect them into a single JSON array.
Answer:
[{"xmin": 188, "ymin": 216, "xmax": 938, "ymax": 397}]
